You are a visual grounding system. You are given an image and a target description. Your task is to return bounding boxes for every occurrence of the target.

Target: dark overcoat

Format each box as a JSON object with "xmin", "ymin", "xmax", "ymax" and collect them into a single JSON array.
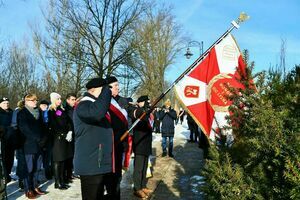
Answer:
[
  {"xmin": 109, "ymin": 95, "xmax": 129, "ymax": 175},
  {"xmin": 48, "ymin": 107, "xmax": 73, "ymax": 162},
  {"xmin": 17, "ymin": 108, "xmax": 45, "ymax": 154},
  {"xmin": 159, "ymin": 107, "xmax": 177, "ymax": 137},
  {"xmin": 73, "ymin": 87, "xmax": 113, "ymax": 175},
  {"xmin": 130, "ymin": 106, "xmax": 152, "ymax": 156}
]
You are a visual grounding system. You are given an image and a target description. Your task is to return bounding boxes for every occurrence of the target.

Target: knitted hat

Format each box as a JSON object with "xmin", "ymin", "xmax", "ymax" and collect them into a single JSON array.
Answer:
[
  {"xmin": 137, "ymin": 95, "xmax": 149, "ymax": 103},
  {"xmin": 86, "ymin": 77, "xmax": 106, "ymax": 89},
  {"xmin": 106, "ymin": 76, "xmax": 118, "ymax": 84},
  {"xmin": 40, "ymin": 99, "xmax": 50, "ymax": 105},
  {"xmin": 50, "ymin": 92, "xmax": 61, "ymax": 104},
  {"xmin": 0, "ymin": 97, "xmax": 9, "ymax": 104}
]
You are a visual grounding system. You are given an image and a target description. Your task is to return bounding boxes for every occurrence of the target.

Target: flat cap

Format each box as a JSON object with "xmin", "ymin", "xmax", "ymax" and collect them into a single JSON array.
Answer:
[
  {"xmin": 106, "ymin": 76, "xmax": 118, "ymax": 84},
  {"xmin": 137, "ymin": 95, "xmax": 149, "ymax": 103},
  {"xmin": 86, "ymin": 77, "xmax": 106, "ymax": 89}
]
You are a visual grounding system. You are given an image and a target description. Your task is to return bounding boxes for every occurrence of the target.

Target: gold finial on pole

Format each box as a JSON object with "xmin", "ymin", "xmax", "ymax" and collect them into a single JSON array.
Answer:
[
  {"xmin": 238, "ymin": 12, "xmax": 250, "ymax": 23},
  {"xmin": 231, "ymin": 12, "xmax": 250, "ymax": 29}
]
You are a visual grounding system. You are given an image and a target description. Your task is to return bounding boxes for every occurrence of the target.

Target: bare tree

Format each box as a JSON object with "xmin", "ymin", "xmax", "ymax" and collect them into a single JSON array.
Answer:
[
  {"xmin": 0, "ymin": 42, "xmax": 43, "ymax": 106},
  {"xmin": 40, "ymin": 0, "xmax": 146, "ymax": 78},
  {"xmin": 128, "ymin": 5, "xmax": 183, "ymax": 99},
  {"xmin": 32, "ymin": 1, "xmax": 92, "ymax": 96}
]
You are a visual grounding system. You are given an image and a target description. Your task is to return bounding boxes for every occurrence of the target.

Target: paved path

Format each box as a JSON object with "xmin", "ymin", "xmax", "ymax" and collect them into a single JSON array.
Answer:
[{"xmin": 7, "ymin": 122, "xmax": 204, "ymax": 200}]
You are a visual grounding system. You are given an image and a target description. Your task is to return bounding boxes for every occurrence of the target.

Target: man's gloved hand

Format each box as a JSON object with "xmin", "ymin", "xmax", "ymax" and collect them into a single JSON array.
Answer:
[
  {"xmin": 143, "ymin": 101, "xmax": 151, "ymax": 113},
  {"xmin": 65, "ymin": 131, "xmax": 72, "ymax": 142}
]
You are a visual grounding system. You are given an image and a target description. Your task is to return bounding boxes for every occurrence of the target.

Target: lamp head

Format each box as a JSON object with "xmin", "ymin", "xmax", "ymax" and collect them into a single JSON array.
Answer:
[{"xmin": 184, "ymin": 48, "xmax": 193, "ymax": 59}]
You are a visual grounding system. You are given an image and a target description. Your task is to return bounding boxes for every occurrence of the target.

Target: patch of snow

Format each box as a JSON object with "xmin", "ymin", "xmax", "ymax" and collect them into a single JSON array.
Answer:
[{"xmin": 190, "ymin": 175, "xmax": 204, "ymax": 181}]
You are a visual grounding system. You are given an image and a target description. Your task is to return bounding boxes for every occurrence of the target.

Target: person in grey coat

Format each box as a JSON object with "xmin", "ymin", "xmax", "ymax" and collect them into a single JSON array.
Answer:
[
  {"xmin": 73, "ymin": 77, "xmax": 114, "ymax": 200},
  {"xmin": 159, "ymin": 99, "xmax": 177, "ymax": 157}
]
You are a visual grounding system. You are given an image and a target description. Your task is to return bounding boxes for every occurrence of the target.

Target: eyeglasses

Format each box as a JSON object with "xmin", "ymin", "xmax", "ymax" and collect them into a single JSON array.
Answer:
[{"xmin": 28, "ymin": 99, "xmax": 38, "ymax": 102}]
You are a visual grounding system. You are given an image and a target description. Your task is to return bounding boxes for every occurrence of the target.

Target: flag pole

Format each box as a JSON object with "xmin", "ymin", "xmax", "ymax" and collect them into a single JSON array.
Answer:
[{"xmin": 120, "ymin": 12, "xmax": 249, "ymax": 142}]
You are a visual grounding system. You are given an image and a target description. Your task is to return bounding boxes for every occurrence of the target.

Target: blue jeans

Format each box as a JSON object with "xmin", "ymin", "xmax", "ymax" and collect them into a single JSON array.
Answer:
[
  {"xmin": 24, "ymin": 153, "xmax": 42, "ymax": 192},
  {"xmin": 161, "ymin": 136, "xmax": 174, "ymax": 154}
]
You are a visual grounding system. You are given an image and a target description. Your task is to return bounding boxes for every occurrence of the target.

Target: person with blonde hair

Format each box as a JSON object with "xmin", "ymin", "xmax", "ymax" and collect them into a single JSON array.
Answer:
[
  {"xmin": 159, "ymin": 99, "xmax": 177, "ymax": 157},
  {"xmin": 48, "ymin": 92, "xmax": 73, "ymax": 190},
  {"xmin": 17, "ymin": 94, "xmax": 48, "ymax": 198}
]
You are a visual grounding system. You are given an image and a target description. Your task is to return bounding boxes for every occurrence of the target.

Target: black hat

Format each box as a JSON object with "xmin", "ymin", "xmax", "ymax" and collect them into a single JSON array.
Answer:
[
  {"xmin": 0, "ymin": 97, "xmax": 9, "ymax": 104},
  {"xmin": 106, "ymin": 76, "xmax": 118, "ymax": 84},
  {"xmin": 40, "ymin": 99, "xmax": 49, "ymax": 105},
  {"xmin": 86, "ymin": 77, "xmax": 106, "ymax": 89},
  {"xmin": 137, "ymin": 95, "xmax": 149, "ymax": 103}
]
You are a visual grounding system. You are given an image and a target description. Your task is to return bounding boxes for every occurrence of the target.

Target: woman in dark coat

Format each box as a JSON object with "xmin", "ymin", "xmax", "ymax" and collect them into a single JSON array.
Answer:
[
  {"xmin": 159, "ymin": 99, "xmax": 177, "ymax": 157},
  {"xmin": 17, "ymin": 94, "xmax": 47, "ymax": 198},
  {"xmin": 48, "ymin": 92, "xmax": 73, "ymax": 190}
]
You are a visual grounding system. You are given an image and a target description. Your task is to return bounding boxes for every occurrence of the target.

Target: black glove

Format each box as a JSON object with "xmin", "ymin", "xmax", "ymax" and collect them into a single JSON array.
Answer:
[{"xmin": 144, "ymin": 101, "xmax": 151, "ymax": 112}]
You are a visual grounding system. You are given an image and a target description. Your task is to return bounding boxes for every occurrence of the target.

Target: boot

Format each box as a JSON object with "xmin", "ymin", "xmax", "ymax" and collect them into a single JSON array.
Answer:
[
  {"xmin": 168, "ymin": 149, "xmax": 174, "ymax": 158},
  {"xmin": 60, "ymin": 162, "xmax": 70, "ymax": 188},
  {"xmin": 53, "ymin": 162, "xmax": 68, "ymax": 190},
  {"xmin": 18, "ymin": 179, "xmax": 24, "ymax": 190}
]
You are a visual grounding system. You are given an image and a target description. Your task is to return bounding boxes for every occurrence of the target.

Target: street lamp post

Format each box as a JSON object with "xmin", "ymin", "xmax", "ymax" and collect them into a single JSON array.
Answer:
[{"xmin": 184, "ymin": 40, "xmax": 204, "ymax": 59}]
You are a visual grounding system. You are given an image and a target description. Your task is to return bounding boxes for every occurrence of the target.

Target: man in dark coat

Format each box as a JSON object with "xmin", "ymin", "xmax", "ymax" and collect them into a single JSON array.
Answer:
[
  {"xmin": 64, "ymin": 93, "xmax": 77, "ymax": 182},
  {"xmin": 153, "ymin": 107, "xmax": 161, "ymax": 133},
  {"xmin": 106, "ymin": 76, "xmax": 129, "ymax": 200},
  {"xmin": 159, "ymin": 99, "xmax": 177, "ymax": 157},
  {"xmin": 18, "ymin": 94, "xmax": 47, "ymax": 198},
  {"xmin": 187, "ymin": 113, "xmax": 199, "ymax": 143},
  {"xmin": 130, "ymin": 95, "xmax": 153, "ymax": 199},
  {"xmin": 73, "ymin": 77, "xmax": 114, "ymax": 200},
  {"xmin": 39, "ymin": 99, "xmax": 53, "ymax": 180},
  {"xmin": 0, "ymin": 97, "xmax": 13, "ymax": 184}
]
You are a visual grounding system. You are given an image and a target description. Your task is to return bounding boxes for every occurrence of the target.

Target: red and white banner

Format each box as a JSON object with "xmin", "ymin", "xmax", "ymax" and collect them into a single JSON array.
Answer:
[{"xmin": 175, "ymin": 34, "xmax": 246, "ymax": 141}]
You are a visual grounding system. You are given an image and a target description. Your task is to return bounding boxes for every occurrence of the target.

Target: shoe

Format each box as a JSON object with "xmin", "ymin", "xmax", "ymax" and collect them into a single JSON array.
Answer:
[
  {"xmin": 54, "ymin": 183, "xmax": 68, "ymax": 190},
  {"xmin": 133, "ymin": 190, "xmax": 148, "ymax": 198},
  {"xmin": 25, "ymin": 191, "xmax": 37, "ymax": 199},
  {"xmin": 34, "ymin": 188, "xmax": 47, "ymax": 195},
  {"xmin": 142, "ymin": 188, "xmax": 153, "ymax": 196},
  {"xmin": 169, "ymin": 153, "xmax": 174, "ymax": 158},
  {"xmin": 162, "ymin": 152, "xmax": 167, "ymax": 157}
]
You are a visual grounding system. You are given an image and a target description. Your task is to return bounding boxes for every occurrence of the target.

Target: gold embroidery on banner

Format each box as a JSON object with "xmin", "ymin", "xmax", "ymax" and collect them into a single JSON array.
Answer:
[{"xmin": 207, "ymin": 73, "xmax": 233, "ymax": 112}]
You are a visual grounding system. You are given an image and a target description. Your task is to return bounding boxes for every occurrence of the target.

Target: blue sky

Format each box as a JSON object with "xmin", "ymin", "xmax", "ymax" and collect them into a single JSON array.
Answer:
[
  {"xmin": 165, "ymin": 0, "xmax": 300, "ymax": 82},
  {"xmin": 0, "ymin": 0, "xmax": 299, "ymax": 82}
]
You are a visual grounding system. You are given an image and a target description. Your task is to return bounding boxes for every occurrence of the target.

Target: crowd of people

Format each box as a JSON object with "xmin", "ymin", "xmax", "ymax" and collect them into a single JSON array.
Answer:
[{"xmin": 0, "ymin": 76, "xmax": 208, "ymax": 200}]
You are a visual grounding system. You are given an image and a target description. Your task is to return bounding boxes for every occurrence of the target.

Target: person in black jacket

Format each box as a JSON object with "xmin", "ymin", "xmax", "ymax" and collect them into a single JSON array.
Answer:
[
  {"xmin": 130, "ymin": 95, "xmax": 153, "ymax": 199},
  {"xmin": 106, "ymin": 76, "xmax": 129, "ymax": 200},
  {"xmin": 159, "ymin": 99, "xmax": 177, "ymax": 157},
  {"xmin": 17, "ymin": 94, "xmax": 48, "ymax": 198},
  {"xmin": 63, "ymin": 93, "xmax": 77, "ymax": 183},
  {"xmin": 48, "ymin": 92, "xmax": 73, "ymax": 190},
  {"xmin": 39, "ymin": 99, "xmax": 53, "ymax": 180},
  {"xmin": 153, "ymin": 107, "xmax": 161, "ymax": 133},
  {"xmin": 186, "ymin": 113, "xmax": 199, "ymax": 143},
  {"xmin": 73, "ymin": 77, "xmax": 114, "ymax": 200},
  {"xmin": 0, "ymin": 97, "xmax": 13, "ymax": 184}
]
